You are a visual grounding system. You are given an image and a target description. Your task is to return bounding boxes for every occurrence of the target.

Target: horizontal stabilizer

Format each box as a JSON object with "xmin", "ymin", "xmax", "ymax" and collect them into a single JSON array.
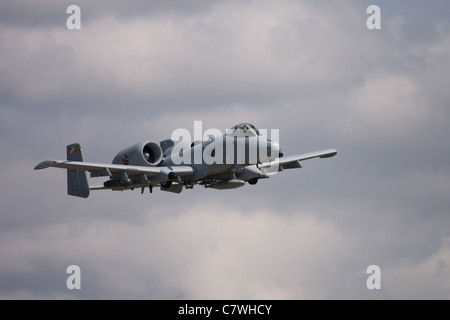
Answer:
[{"xmin": 34, "ymin": 160, "xmax": 58, "ymax": 170}]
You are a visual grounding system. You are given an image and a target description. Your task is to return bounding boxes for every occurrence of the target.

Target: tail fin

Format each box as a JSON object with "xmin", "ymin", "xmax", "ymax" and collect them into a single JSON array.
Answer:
[{"xmin": 66, "ymin": 143, "xmax": 90, "ymax": 198}]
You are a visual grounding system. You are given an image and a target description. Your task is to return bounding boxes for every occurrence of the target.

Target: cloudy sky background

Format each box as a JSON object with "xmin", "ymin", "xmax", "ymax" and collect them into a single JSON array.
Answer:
[{"xmin": 1, "ymin": 0, "xmax": 450, "ymax": 299}]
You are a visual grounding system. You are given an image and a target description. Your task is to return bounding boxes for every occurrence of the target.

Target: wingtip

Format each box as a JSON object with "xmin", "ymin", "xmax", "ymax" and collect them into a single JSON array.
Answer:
[
  {"xmin": 34, "ymin": 160, "xmax": 57, "ymax": 170},
  {"xmin": 319, "ymin": 149, "xmax": 337, "ymax": 158}
]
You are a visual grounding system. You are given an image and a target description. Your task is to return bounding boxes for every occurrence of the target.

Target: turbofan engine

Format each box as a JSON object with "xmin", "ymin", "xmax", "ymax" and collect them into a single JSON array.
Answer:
[{"xmin": 112, "ymin": 141, "xmax": 163, "ymax": 166}]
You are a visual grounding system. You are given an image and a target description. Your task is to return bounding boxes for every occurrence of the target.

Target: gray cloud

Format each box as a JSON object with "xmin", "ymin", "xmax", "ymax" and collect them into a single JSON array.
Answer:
[{"xmin": 1, "ymin": 0, "xmax": 450, "ymax": 299}]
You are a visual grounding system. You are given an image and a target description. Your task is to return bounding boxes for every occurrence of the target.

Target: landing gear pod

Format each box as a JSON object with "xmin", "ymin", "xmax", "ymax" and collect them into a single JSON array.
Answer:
[{"xmin": 210, "ymin": 179, "xmax": 246, "ymax": 190}]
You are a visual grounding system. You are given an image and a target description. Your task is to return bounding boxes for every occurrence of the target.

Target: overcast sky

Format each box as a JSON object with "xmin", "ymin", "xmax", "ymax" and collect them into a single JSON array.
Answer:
[{"xmin": 1, "ymin": 0, "xmax": 450, "ymax": 299}]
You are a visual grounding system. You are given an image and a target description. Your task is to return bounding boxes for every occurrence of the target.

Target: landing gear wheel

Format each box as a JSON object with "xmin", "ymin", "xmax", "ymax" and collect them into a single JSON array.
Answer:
[
  {"xmin": 248, "ymin": 178, "xmax": 258, "ymax": 185},
  {"xmin": 161, "ymin": 181, "xmax": 173, "ymax": 188}
]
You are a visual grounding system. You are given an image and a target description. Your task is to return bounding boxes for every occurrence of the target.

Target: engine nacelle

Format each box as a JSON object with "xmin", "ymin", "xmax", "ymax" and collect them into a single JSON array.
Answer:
[{"xmin": 112, "ymin": 141, "xmax": 163, "ymax": 167}]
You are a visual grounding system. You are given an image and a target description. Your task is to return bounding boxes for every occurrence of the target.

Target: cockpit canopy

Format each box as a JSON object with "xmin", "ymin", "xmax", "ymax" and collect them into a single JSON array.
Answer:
[{"xmin": 226, "ymin": 123, "xmax": 261, "ymax": 137}]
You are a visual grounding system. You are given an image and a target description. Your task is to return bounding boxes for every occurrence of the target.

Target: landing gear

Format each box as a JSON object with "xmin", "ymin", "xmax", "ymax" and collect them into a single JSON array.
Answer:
[
  {"xmin": 161, "ymin": 181, "xmax": 172, "ymax": 188},
  {"xmin": 248, "ymin": 178, "xmax": 258, "ymax": 185},
  {"xmin": 184, "ymin": 182, "xmax": 194, "ymax": 189},
  {"xmin": 141, "ymin": 185, "xmax": 153, "ymax": 194}
]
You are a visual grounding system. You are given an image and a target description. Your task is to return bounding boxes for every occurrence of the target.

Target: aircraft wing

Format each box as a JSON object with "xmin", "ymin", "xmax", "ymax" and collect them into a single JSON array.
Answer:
[
  {"xmin": 34, "ymin": 160, "xmax": 195, "ymax": 178},
  {"xmin": 259, "ymin": 149, "xmax": 337, "ymax": 171}
]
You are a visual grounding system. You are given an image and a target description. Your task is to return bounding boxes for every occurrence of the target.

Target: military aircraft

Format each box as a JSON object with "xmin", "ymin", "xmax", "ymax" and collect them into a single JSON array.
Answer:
[{"xmin": 34, "ymin": 123, "xmax": 337, "ymax": 198}]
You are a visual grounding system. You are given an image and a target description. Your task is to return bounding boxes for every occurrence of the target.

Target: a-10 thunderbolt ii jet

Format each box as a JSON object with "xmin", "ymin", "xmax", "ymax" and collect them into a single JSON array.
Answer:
[{"xmin": 34, "ymin": 123, "xmax": 337, "ymax": 198}]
